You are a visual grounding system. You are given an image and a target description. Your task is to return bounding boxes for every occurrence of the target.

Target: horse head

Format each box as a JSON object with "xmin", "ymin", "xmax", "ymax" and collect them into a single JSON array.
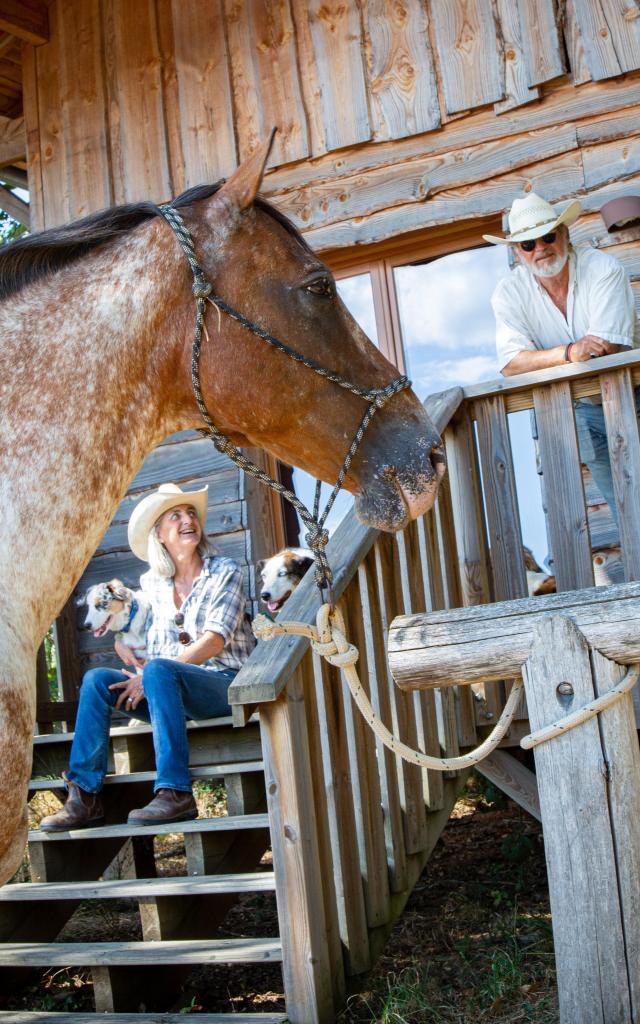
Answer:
[{"xmin": 173, "ymin": 134, "xmax": 446, "ymax": 531}]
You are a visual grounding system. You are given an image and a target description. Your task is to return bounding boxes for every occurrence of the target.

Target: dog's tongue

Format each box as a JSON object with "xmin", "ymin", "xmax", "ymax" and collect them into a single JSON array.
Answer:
[
  {"xmin": 93, "ymin": 625, "xmax": 108, "ymax": 637},
  {"xmin": 267, "ymin": 601, "xmax": 280, "ymax": 613}
]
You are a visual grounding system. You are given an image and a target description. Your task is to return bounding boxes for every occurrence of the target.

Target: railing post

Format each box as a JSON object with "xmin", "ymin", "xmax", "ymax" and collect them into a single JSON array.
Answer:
[
  {"xmin": 523, "ymin": 615, "xmax": 640, "ymax": 1024},
  {"xmin": 260, "ymin": 670, "xmax": 336, "ymax": 1024}
]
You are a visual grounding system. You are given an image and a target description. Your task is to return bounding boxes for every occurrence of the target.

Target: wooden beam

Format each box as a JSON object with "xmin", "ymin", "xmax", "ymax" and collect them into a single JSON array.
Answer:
[
  {"xmin": 0, "ymin": 115, "xmax": 24, "ymax": 166},
  {"xmin": 474, "ymin": 751, "xmax": 540, "ymax": 820},
  {"xmin": 0, "ymin": 0, "xmax": 48, "ymax": 46},
  {"xmin": 388, "ymin": 580, "xmax": 640, "ymax": 690}
]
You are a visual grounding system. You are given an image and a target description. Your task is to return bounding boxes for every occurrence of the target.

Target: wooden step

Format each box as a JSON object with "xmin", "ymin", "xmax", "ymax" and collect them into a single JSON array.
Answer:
[
  {"xmin": 0, "ymin": 937, "xmax": 282, "ymax": 966},
  {"xmin": 0, "ymin": 870, "xmax": 276, "ymax": 902},
  {"xmin": 28, "ymin": 812, "xmax": 270, "ymax": 843},
  {"xmin": 29, "ymin": 760, "xmax": 264, "ymax": 791},
  {"xmin": 32, "ymin": 715, "xmax": 253, "ymax": 747},
  {"xmin": 0, "ymin": 1014, "xmax": 287, "ymax": 1022}
]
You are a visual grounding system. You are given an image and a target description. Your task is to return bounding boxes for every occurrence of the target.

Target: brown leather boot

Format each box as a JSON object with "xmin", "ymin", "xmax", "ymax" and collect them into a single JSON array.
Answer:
[
  {"xmin": 127, "ymin": 789, "xmax": 198, "ymax": 826},
  {"xmin": 40, "ymin": 774, "xmax": 104, "ymax": 832}
]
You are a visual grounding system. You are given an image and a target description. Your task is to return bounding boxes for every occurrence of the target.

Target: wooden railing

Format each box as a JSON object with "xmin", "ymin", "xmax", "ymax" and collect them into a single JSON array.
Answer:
[{"xmin": 228, "ymin": 348, "xmax": 640, "ymax": 1022}]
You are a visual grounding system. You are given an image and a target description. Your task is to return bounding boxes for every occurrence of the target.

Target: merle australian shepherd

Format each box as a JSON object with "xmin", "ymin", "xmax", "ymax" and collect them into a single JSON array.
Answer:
[{"xmin": 257, "ymin": 547, "xmax": 314, "ymax": 615}]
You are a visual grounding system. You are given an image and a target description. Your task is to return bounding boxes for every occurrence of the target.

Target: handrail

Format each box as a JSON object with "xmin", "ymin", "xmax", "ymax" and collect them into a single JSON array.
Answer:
[
  {"xmin": 462, "ymin": 348, "xmax": 640, "ymax": 409},
  {"xmin": 228, "ymin": 386, "xmax": 464, "ymax": 710}
]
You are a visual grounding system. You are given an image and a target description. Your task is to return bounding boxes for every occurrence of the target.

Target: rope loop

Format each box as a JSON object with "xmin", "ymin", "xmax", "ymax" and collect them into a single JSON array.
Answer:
[{"xmin": 305, "ymin": 525, "xmax": 330, "ymax": 553}]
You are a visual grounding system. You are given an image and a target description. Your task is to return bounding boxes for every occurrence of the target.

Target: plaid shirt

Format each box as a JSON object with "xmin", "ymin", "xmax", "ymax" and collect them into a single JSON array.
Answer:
[{"xmin": 139, "ymin": 556, "xmax": 255, "ymax": 672}]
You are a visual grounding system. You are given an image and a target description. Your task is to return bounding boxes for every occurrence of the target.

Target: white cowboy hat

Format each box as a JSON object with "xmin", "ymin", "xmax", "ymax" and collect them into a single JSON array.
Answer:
[
  {"xmin": 128, "ymin": 482, "xmax": 209, "ymax": 561},
  {"xmin": 483, "ymin": 193, "xmax": 582, "ymax": 245}
]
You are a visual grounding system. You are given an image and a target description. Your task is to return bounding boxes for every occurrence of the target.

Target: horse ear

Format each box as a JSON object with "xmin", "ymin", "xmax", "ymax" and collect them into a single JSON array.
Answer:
[{"xmin": 220, "ymin": 129, "xmax": 277, "ymax": 213}]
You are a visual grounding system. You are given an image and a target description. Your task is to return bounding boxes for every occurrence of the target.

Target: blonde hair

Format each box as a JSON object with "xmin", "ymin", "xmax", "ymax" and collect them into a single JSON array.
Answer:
[{"xmin": 146, "ymin": 528, "xmax": 216, "ymax": 578}]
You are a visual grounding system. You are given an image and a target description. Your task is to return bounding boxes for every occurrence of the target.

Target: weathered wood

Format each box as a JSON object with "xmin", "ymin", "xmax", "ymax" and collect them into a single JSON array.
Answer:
[
  {"xmin": 260, "ymin": 676, "xmax": 335, "ymax": 1024},
  {"xmin": 532, "ymin": 382, "xmax": 594, "ymax": 591},
  {"xmin": 493, "ymin": 0, "xmax": 539, "ymax": 112},
  {"xmin": 590, "ymin": 646, "xmax": 640, "ymax": 1019},
  {"xmin": 1, "ymin": 872, "xmax": 276, "ymax": 901},
  {"xmin": 430, "ymin": 0, "xmax": 503, "ymax": 114},
  {"xmin": 475, "ymin": 750, "xmax": 540, "ymax": 820},
  {"xmin": 601, "ymin": 368, "xmax": 640, "ymax": 581},
  {"xmin": 29, "ymin": 812, "xmax": 270, "ymax": 843},
  {"xmin": 21, "ymin": 45, "xmax": 44, "ymax": 231},
  {"xmin": 299, "ymin": 654, "xmax": 346, "ymax": 1012},
  {"xmin": 562, "ymin": 0, "xmax": 593, "ymax": 86},
  {"xmin": 357, "ymin": 555, "xmax": 408, "ymax": 892},
  {"xmin": 277, "ymin": 122, "xmax": 578, "ymax": 232},
  {"xmin": 583, "ymin": 134, "xmax": 640, "ymax": 192},
  {"xmin": 516, "ymin": 0, "xmax": 565, "ymax": 86},
  {"xmin": 0, "ymin": 0, "xmax": 48, "ymax": 45},
  {"xmin": 292, "ymin": 0, "xmax": 370, "ymax": 153},
  {"xmin": 57, "ymin": 0, "xmax": 110, "ymax": 218},
  {"xmin": 309, "ymin": 650, "xmax": 370, "ymax": 975},
  {"xmin": 360, "ymin": 0, "xmax": 440, "ymax": 140},
  {"xmin": 102, "ymin": 0, "xmax": 171, "ymax": 203},
  {"xmin": 475, "ymin": 394, "xmax": 527, "ymax": 600},
  {"xmin": 0, "ymin": 938, "xmax": 282, "ymax": 966},
  {"xmin": 34, "ymin": 6, "xmax": 66, "ymax": 228},
  {"xmin": 568, "ymin": 0, "xmax": 622, "ymax": 80},
  {"xmin": 225, "ymin": 0, "xmax": 308, "ymax": 167},
  {"xmin": 168, "ymin": 0, "xmax": 236, "ymax": 184},
  {"xmin": 338, "ymin": 589, "xmax": 391, "ymax": 931},
  {"xmin": 523, "ymin": 616, "xmax": 640, "ymax": 1023},
  {"xmin": 0, "ymin": 1014, "xmax": 287, "ymax": 1022},
  {"xmin": 388, "ymin": 580, "xmax": 640, "ymax": 690},
  {"xmin": 382, "ymin": 532, "xmax": 429, "ymax": 854}
]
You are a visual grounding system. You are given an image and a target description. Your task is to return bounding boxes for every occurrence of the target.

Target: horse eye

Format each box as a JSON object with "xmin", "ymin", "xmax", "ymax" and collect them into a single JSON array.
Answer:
[{"xmin": 304, "ymin": 277, "xmax": 334, "ymax": 296}]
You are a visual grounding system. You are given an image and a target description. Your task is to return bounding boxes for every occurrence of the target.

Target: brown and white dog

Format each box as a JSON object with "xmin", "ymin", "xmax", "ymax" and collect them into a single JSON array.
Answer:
[
  {"xmin": 80, "ymin": 579, "xmax": 150, "ymax": 662},
  {"xmin": 258, "ymin": 548, "xmax": 314, "ymax": 615}
]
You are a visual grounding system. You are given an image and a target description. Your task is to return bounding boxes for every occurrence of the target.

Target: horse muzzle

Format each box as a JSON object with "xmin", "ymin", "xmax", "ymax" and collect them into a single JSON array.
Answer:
[{"xmin": 354, "ymin": 430, "xmax": 446, "ymax": 532}]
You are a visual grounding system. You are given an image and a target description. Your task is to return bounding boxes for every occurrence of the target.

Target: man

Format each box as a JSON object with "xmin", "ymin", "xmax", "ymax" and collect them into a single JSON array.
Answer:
[{"xmin": 484, "ymin": 193, "xmax": 639, "ymax": 521}]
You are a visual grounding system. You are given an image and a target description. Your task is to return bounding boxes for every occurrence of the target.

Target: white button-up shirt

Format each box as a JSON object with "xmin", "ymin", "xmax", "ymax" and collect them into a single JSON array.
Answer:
[{"xmin": 492, "ymin": 246, "xmax": 639, "ymax": 373}]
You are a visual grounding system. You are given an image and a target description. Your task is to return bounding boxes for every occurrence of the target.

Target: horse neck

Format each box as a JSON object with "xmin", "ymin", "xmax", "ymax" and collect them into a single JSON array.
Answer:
[{"xmin": 0, "ymin": 220, "xmax": 197, "ymax": 643}]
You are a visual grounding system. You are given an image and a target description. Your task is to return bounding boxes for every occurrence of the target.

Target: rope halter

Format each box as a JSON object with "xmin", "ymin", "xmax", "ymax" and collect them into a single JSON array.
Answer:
[{"xmin": 156, "ymin": 201, "xmax": 410, "ymax": 601}]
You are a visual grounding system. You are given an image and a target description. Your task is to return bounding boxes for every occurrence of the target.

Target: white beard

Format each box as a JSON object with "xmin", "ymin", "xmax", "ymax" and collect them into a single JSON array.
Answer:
[{"xmin": 530, "ymin": 249, "xmax": 569, "ymax": 279}]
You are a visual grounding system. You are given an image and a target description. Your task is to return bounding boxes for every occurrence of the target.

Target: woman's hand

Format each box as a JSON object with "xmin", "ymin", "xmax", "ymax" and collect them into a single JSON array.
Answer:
[
  {"xmin": 115, "ymin": 638, "xmax": 145, "ymax": 670},
  {"xmin": 109, "ymin": 670, "xmax": 145, "ymax": 711}
]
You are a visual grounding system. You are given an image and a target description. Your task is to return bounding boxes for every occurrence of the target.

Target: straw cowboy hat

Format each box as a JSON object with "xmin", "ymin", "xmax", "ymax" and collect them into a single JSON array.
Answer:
[
  {"xmin": 483, "ymin": 193, "xmax": 582, "ymax": 245},
  {"xmin": 128, "ymin": 482, "xmax": 209, "ymax": 561}
]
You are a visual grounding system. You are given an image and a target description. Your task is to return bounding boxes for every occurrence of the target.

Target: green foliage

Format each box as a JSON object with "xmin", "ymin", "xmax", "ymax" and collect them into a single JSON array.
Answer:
[{"xmin": 0, "ymin": 208, "xmax": 26, "ymax": 243}]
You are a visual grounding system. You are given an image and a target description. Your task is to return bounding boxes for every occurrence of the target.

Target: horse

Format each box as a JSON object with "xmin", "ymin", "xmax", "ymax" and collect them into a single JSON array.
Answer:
[{"xmin": 0, "ymin": 134, "xmax": 445, "ymax": 884}]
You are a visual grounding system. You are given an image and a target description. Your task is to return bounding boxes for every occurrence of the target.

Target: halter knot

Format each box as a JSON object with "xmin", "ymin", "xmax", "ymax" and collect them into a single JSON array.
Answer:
[
  {"xmin": 305, "ymin": 525, "xmax": 330, "ymax": 551},
  {"xmin": 193, "ymin": 279, "xmax": 213, "ymax": 300}
]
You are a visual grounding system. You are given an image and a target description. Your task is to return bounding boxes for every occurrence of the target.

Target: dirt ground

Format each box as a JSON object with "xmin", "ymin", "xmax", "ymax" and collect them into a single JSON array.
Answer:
[{"xmin": 4, "ymin": 775, "xmax": 558, "ymax": 1022}]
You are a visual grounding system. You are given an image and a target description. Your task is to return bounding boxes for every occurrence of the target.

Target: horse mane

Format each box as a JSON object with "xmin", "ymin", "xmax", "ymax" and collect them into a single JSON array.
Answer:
[{"xmin": 0, "ymin": 182, "xmax": 313, "ymax": 303}]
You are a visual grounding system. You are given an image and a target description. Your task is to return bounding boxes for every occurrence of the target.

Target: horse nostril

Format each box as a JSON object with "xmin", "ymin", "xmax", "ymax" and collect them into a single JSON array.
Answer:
[{"xmin": 431, "ymin": 446, "xmax": 447, "ymax": 480}]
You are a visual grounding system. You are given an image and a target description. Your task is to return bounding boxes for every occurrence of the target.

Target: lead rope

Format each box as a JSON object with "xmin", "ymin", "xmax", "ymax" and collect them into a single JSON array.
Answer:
[{"xmin": 157, "ymin": 202, "xmax": 639, "ymax": 768}]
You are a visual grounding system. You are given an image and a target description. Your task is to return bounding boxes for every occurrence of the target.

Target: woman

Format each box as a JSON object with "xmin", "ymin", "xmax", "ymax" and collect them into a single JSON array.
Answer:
[{"xmin": 41, "ymin": 483, "xmax": 255, "ymax": 831}]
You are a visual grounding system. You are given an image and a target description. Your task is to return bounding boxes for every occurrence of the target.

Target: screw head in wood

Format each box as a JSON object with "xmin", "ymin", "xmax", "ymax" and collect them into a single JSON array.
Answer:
[{"xmin": 557, "ymin": 681, "xmax": 574, "ymax": 697}]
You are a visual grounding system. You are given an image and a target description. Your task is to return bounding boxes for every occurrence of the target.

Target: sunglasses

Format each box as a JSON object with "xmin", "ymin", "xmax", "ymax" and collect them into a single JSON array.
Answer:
[
  {"xmin": 174, "ymin": 612, "xmax": 193, "ymax": 646},
  {"xmin": 518, "ymin": 232, "xmax": 557, "ymax": 253}
]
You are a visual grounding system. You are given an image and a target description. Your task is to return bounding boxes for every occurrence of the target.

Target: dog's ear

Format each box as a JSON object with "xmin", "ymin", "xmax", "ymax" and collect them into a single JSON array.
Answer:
[
  {"xmin": 256, "ymin": 559, "xmax": 267, "ymax": 577},
  {"xmin": 106, "ymin": 578, "xmax": 129, "ymax": 602},
  {"xmin": 75, "ymin": 592, "xmax": 87, "ymax": 608},
  {"xmin": 292, "ymin": 556, "xmax": 314, "ymax": 580}
]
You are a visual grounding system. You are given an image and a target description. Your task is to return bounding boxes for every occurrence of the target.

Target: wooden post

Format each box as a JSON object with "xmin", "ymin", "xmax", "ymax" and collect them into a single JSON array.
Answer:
[{"xmin": 522, "ymin": 615, "xmax": 640, "ymax": 1024}]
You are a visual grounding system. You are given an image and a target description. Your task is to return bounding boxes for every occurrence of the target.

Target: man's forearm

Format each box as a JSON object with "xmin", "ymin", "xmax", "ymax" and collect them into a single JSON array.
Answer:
[{"xmin": 501, "ymin": 347, "xmax": 567, "ymax": 376}]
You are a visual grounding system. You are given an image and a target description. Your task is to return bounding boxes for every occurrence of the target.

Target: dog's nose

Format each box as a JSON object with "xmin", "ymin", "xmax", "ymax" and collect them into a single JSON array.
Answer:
[{"xmin": 261, "ymin": 591, "xmax": 271, "ymax": 601}]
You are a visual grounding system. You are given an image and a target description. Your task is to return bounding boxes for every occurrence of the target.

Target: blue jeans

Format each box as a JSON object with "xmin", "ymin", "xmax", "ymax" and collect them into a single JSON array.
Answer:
[
  {"xmin": 66, "ymin": 659, "xmax": 236, "ymax": 794},
  {"xmin": 574, "ymin": 390, "xmax": 640, "ymax": 527}
]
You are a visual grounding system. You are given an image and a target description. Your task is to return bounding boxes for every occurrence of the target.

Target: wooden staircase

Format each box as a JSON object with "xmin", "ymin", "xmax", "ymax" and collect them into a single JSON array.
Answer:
[{"xmin": 1, "ymin": 714, "xmax": 287, "ymax": 1020}]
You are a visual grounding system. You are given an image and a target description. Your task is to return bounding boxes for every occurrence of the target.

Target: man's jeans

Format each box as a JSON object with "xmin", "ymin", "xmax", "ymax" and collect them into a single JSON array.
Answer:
[
  {"xmin": 574, "ymin": 390, "xmax": 640, "ymax": 526},
  {"xmin": 66, "ymin": 659, "xmax": 236, "ymax": 794}
]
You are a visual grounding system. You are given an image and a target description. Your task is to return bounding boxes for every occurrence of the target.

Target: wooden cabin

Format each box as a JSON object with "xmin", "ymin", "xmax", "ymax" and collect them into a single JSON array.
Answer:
[{"xmin": 1, "ymin": 2, "xmax": 640, "ymax": 1022}]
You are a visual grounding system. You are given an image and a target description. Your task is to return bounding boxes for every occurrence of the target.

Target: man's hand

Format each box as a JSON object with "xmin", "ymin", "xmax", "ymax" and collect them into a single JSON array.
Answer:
[
  {"xmin": 109, "ymin": 671, "xmax": 145, "ymax": 711},
  {"xmin": 114, "ymin": 638, "xmax": 145, "ymax": 670},
  {"xmin": 568, "ymin": 336, "xmax": 624, "ymax": 362}
]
